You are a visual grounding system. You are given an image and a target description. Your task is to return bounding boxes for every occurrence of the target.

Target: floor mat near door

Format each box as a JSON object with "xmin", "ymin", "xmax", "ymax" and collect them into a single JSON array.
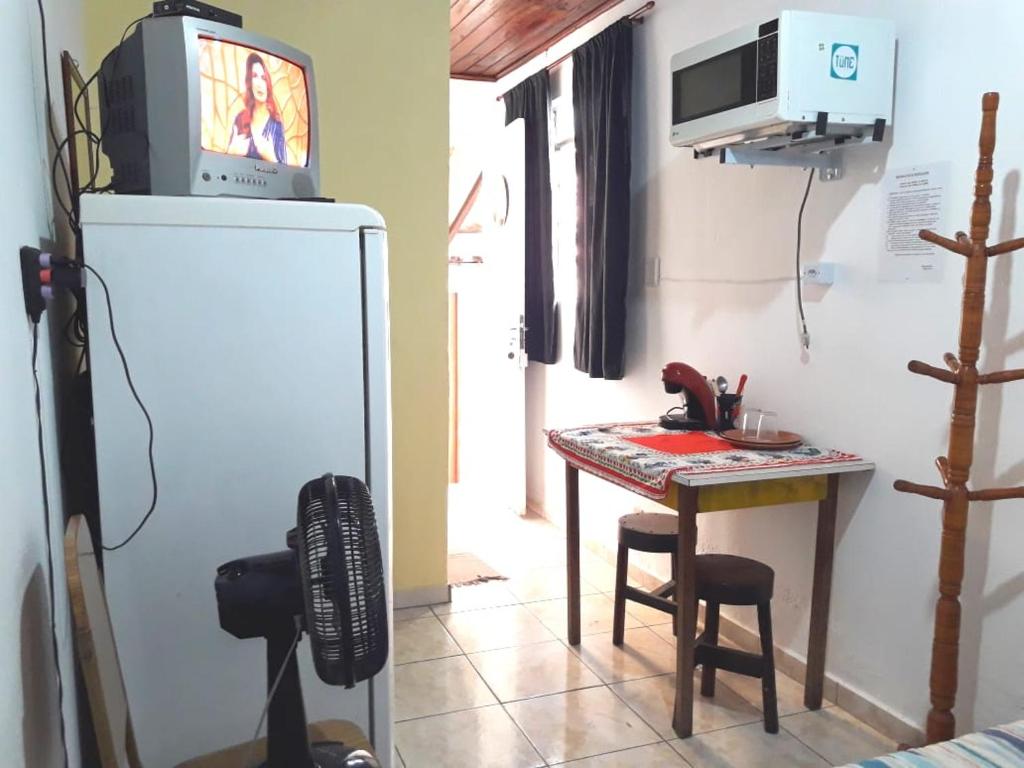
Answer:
[{"xmin": 447, "ymin": 552, "xmax": 507, "ymax": 587}]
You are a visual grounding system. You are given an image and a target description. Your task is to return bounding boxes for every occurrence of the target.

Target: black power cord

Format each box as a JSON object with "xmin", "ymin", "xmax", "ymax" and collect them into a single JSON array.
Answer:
[
  {"xmin": 35, "ymin": 0, "xmax": 76, "ymax": 233},
  {"xmin": 33, "ymin": 0, "xmax": 158, "ymax": 550},
  {"xmin": 31, "ymin": 324, "xmax": 70, "ymax": 768},
  {"xmin": 81, "ymin": 264, "xmax": 159, "ymax": 552},
  {"xmin": 795, "ymin": 167, "xmax": 815, "ymax": 350}
]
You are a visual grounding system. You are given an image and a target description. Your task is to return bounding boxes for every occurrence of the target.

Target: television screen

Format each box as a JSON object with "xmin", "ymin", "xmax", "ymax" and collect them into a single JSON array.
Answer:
[{"xmin": 198, "ymin": 37, "xmax": 310, "ymax": 167}]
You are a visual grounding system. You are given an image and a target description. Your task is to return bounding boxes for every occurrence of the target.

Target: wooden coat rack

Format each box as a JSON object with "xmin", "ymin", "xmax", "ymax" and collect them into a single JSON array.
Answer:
[{"xmin": 894, "ymin": 92, "xmax": 1024, "ymax": 744}]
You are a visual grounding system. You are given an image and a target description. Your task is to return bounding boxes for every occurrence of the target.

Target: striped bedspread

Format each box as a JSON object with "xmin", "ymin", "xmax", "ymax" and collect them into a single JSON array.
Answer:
[{"xmin": 843, "ymin": 721, "xmax": 1024, "ymax": 766}]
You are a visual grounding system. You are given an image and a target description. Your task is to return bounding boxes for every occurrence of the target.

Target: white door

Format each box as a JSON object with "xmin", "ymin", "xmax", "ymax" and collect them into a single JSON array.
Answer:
[{"xmin": 450, "ymin": 119, "xmax": 527, "ymax": 517}]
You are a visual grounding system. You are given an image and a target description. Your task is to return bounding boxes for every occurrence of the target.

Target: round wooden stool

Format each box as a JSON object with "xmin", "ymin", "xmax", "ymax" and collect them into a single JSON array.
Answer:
[
  {"xmin": 611, "ymin": 515, "xmax": 780, "ymax": 734},
  {"xmin": 612, "ymin": 513, "xmax": 680, "ymax": 647},
  {"xmin": 695, "ymin": 554, "xmax": 779, "ymax": 734}
]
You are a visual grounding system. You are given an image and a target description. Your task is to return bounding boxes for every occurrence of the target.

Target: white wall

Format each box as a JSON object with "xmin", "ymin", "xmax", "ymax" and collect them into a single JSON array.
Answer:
[
  {"xmin": 526, "ymin": 0, "xmax": 1024, "ymax": 737},
  {"xmin": 1, "ymin": 1, "xmax": 83, "ymax": 765}
]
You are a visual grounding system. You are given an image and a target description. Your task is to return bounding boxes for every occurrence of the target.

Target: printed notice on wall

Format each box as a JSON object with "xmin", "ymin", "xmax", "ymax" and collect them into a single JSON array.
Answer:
[{"xmin": 879, "ymin": 163, "xmax": 951, "ymax": 283}]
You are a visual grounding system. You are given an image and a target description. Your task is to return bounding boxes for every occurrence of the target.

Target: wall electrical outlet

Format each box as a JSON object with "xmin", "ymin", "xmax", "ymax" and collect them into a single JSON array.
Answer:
[
  {"xmin": 19, "ymin": 246, "xmax": 83, "ymax": 323},
  {"xmin": 802, "ymin": 262, "xmax": 836, "ymax": 286}
]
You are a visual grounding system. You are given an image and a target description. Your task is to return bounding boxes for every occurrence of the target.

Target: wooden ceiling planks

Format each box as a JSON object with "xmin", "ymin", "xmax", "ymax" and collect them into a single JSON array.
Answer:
[
  {"xmin": 450, "ymin": 0, "xmax": 625, "ymax": 81},
  {"xmin": 451, "ymin": 3, "xmax": 549, "ymax": 70}
]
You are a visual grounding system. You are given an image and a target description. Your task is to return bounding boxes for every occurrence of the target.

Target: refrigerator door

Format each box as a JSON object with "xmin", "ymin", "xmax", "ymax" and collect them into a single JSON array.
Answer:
[{"xmin": 80, "ymin": 195, "xmax": 391, "ymax": 766}]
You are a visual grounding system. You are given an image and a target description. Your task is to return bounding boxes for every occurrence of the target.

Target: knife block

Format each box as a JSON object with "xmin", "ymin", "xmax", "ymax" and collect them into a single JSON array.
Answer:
[{"xmin": 716, "ymin": 394, "xmax": 742, "ymax": 431}]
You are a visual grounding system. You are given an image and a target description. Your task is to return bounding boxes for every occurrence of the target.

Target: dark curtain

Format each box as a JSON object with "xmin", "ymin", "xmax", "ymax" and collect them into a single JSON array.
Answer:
[
  {"xmin": 504, "ymin": 72, "xmax": 557, "ymax": 364},
  {"xmin": 572, "ymin": 21, "xmax": 633, "ymax": 380}
]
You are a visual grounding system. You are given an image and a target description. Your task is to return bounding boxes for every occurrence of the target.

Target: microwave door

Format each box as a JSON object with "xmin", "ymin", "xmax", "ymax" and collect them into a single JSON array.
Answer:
[{"xmin": 672, "ymin": 41, "xmax": 757, "ymax": 125}]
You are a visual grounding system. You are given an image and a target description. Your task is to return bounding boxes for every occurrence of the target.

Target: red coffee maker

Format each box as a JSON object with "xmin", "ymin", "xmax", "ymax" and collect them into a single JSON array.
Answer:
[
  {"xmin": 661, "ymin": 362, "xmax": 716, "ymax": 431},
  {"xmin": 660, "ymin": 362, "xmax": 741, "ymax": 432}
]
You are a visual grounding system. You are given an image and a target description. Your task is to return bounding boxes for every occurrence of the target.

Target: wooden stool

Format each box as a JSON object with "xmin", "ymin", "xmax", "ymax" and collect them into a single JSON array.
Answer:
[
  {"xmin": 612, "ymin": 515, "xmax": 779, "ymax": 734},
  {"xmin": 612, "ymin": 513, "xmax": 679, "ymax": 645},
  {"xmin": 695, "ymin": 554, "xmax": 779, "ymax": 734}
]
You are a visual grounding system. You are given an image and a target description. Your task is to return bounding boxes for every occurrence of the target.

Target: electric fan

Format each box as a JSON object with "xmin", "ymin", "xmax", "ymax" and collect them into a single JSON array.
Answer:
[{"xmin": 215, "ymin": 474, "xmax": 388, "ymax": 767}]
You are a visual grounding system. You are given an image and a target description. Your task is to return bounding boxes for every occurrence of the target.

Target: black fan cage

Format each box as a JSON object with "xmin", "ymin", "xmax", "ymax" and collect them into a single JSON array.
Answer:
[{"xmin": 296, "ymin": 474, "xmax": 388, "ymax": 688}]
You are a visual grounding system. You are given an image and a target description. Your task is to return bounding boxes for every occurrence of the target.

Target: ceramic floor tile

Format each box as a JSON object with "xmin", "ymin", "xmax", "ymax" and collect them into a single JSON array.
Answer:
[
  {"xmin": 508, "ymin": 515, "xmax": 567, "ymax": 541},
  {"xmin": 579, "ymin": 558, "xmax": 619, "ymax": 592},
  {"xmin": 715, "ymin": 666, "xmax": 809, "ymax": 717},
  {"xmin": 393, "ymin": 746, "xmax": 406, "ymax": 767},
  {"xmin": 557, "ymin": 741, "xmax": 691, "ymax": 767},
  {"xmin": 438, "ymin": 604, "xmax": 556, "ymax": 653},
  {"xmin": 579, "ymin": 548, "xmax": 616, "ymax": 569},
  {"xmin": 393, "ymin": 615, "xmax": 462, "ymax": 665},
  {"xmin": 524, "ymin": 593, "xmax": 644, "ymax": 639},
  {"xmin": 651, "ymin": 621, "xmax": 680, "ymax": 645},
  {"xmin": 670, "ymin": 721, "xmax": 830, "ymax": 767},
  {"xmin": 505, "ymin": 685, "xmax": 660, "ymax": 764},
  {"xmin": 395, "ymin": 704, "xmax": 545, "ymax": 768},
  {"xmin": 430, "ymin": 581, "xmax": 519, "ymax": 615},
  {"xmin": 510, "ymin": 532, "xmax": 568, "ymax": 559},
  {"xmin": 485, "ymin": 555, "xmax": 566, "ymax": 581},
  {"xmin": 393, "ymin": 605, "xmax": 434, "ymax": 622},
  {"xmin": 613, "ymin": 593, "xmax": 677, "ymax": 626},
  {"xmin": 611, "ymin": 672, "xmax": 761, "ymax": 739},
  {"xmin": 650, "ymin": 617, "xmax": 721, "ymax": 646},
  {"xmin": 507, "ymin": 566, "xmax": 600, "ymax": 602},
  {"xmin": 518, "ymin": 512, "xmax": 565, "ymax": 534},
  {"xmin": 496, "ymin": 535, "xmax": 568, "ymax": 563},
  {"xmin": 568, "ymin": 627, "xmax": 676, "ymax": 683},
  {"xmin": 393, "ymin": 655, "xmax": 497, "ymax": 721},
  {"xmin": 477, "ymin": 528, "xmax": 568, "ymax": 572},
  {"xmin": 467, "ymin": 639, "xmax": 602, "ymax": 702},
  {"xmin": 781, "ymin": 707, "xmax": 897, "ymax": 765}
]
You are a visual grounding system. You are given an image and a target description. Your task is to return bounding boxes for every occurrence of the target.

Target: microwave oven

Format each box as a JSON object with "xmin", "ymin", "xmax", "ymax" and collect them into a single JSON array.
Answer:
[{"xmin": 670, "ymin": 11, "xmax": 895, "ymax": 151}]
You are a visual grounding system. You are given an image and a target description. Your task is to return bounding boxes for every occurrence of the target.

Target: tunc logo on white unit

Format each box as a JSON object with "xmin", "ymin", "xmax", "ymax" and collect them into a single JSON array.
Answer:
[{"xmin": 830, "ymin": 43, "xmax": 859, "ymax": 80}]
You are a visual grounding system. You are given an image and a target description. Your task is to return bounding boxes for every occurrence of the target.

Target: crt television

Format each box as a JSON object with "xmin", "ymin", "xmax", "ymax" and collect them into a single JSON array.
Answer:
[{"xmin": 99, "ymin": 16, "xmax": 320, "ymax": 199}]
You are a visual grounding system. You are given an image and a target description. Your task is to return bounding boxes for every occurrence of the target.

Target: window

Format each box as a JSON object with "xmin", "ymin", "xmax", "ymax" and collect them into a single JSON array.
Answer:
[{"xmin": 550, "ymin": 61, "xmax": 577, "ymax": 310}]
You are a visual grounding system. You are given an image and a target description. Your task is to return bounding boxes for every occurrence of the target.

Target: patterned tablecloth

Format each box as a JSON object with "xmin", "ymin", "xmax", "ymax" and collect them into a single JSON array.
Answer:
[{"xmin": 546, "ymin": 422, "xmax": 862, "ymax": 499}]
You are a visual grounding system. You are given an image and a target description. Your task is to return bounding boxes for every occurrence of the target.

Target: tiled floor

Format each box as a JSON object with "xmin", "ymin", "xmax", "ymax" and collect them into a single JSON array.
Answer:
[{"xmin": 392, "ymin": 511, "xmax": 896, "ymax": 767}]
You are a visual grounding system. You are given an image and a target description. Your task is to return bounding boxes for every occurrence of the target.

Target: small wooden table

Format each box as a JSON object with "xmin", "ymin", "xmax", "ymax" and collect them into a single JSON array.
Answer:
[{"xmin": 556, "ymin": 429, "xmax": 873, "ymax": 739}]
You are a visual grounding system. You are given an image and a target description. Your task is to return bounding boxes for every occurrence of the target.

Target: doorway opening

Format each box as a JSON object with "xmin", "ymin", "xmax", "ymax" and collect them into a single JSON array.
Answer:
[{"xmin": 446, "ymin": 65, "xmax": 577, "ymax": 591}]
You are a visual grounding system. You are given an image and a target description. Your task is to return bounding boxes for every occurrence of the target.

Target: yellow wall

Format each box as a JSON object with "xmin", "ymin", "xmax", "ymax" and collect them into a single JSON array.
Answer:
[{"xmin": 85, "ymin": 0, "xmax": 450, "ymax": 594}]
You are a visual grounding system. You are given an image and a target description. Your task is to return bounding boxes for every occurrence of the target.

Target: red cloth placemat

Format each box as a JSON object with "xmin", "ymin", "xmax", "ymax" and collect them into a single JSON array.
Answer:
[{"xmin": 625, "ymin": 432, "xmax": 734, "ymax": 455}]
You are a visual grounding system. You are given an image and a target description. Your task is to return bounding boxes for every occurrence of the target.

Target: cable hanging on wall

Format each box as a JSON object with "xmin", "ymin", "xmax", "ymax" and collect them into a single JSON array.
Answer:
[{"xmin": 795, "ymin": 167, "xmax": 815, "ymax": 350}]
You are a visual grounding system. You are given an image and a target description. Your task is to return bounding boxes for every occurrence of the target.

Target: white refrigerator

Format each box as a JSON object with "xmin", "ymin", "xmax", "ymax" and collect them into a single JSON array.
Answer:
[{"xmin": 79, "ymin": 194, "xmax": 393, "ymax": 767}]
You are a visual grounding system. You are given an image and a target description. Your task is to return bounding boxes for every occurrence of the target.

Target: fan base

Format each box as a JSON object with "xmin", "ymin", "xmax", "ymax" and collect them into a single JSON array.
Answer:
[{"xmin": 257, "ymin": 741, "xmax": 380, "ymax": 768}]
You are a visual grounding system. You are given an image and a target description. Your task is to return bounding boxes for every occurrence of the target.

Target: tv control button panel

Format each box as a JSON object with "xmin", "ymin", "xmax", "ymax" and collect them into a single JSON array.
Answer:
[{"xmin": 201, "ymin": 171, "xmax": 268, "ymax": 187}]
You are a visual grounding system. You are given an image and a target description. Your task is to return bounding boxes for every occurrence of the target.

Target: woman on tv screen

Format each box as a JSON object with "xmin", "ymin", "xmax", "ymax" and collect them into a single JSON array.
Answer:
[{"xmin": 227, "ymin": 52, "xmax": 287, "ymax": 164}]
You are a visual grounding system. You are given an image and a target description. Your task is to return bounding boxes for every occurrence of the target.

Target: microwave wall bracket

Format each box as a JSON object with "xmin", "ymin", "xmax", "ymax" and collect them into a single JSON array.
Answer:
[
  {"xmin": 719, "ymin": 144, "xmax": 844, "ymax": 182},
  {"xmin": 696, "ymin": 115, "xmax": 887, "ymax": 183}
]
